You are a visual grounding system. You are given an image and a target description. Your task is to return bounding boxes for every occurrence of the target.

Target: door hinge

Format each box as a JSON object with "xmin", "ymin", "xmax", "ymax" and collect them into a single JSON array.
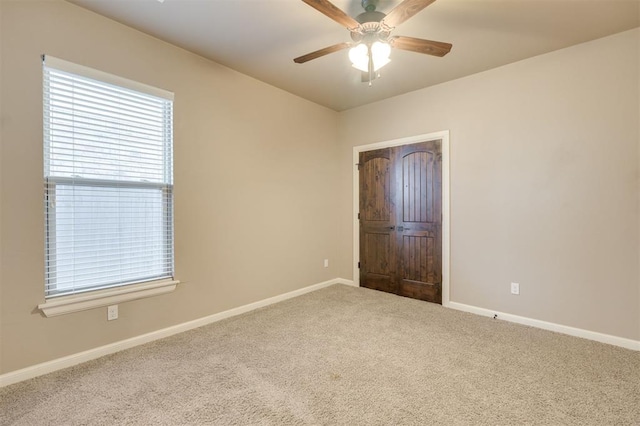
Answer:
[
  {"xmin": 358, "ymin": 261, "xmax": 361, "ymax": 269},
  {"xmin": 357, "ymin": 212, "xmax": 360, "ymax": 220}
]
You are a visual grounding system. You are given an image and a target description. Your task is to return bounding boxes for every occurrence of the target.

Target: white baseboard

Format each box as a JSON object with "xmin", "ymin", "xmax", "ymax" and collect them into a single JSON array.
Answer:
[
  {"xmin": 0, "ymin": 278, "xmax": 355, "ymax": 388},
  {"xmin": 446, "ymin": 301, "xmax": 640, "ymax": 351}
]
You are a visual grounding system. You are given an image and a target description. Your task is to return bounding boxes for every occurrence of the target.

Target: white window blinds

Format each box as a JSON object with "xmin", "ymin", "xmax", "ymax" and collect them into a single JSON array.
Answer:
[{"xmin": 43, "ymin": 56, "xmax": 174, "ymax": 298}]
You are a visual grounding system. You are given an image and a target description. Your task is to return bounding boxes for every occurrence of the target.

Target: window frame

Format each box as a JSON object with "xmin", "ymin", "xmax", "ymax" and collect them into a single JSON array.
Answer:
[{"xmin": 39, "ymin": 56, "xmax": 179, "ymax": 316}]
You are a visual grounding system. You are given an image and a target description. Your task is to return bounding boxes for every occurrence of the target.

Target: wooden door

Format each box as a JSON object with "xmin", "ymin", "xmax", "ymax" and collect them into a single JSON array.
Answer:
[{"xmin": 359, "ymin": 140, "xmax": 442, "ymax": 304}]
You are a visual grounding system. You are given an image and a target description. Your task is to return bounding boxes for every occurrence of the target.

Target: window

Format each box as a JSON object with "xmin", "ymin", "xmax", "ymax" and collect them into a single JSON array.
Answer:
[{"xmin": 43, "ymin": 56, "xmax": 174, "ymax": 299}]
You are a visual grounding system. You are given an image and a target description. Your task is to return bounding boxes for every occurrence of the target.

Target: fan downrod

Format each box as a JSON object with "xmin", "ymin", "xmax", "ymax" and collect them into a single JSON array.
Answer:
[{"xmin": 361, "ymin": 0, "xmax": 379, "ymax": 12}]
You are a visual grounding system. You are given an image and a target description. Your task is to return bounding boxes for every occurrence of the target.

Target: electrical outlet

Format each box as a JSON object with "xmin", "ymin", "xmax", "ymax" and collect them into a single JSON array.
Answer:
[
  {"xmin": 324, "ymin": 259, "xmax": 329, "ymax": 268},
  {"xmin": 107, "ymin": 305, "xmax": 118, "ymax": 320},
  {"xmin": 510, "ymin": 282, "xmax": 520, "ymax": 295}
]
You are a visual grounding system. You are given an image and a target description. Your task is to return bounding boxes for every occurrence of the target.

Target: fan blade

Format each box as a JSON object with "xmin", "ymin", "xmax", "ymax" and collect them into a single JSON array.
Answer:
[
  {"xmin": 302, "ymin": 0, "xmax": 361, "ymax": 31},
  {"xmin": 390, "ymin": 36, "xmax": 452, "ymax": 57},
  {"xmin": 381, "ymin": 0, "xmax": 437, "ymax": 30},
  {"xmin": 294, "ymin": 42, "xmax": 351, "ymax": 64}
]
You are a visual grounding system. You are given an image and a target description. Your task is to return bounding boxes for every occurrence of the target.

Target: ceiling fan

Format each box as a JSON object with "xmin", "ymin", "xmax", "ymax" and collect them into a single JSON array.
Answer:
[{"xmin": 294, "ymin": 0, "xmax": 452, "ymax": 84}]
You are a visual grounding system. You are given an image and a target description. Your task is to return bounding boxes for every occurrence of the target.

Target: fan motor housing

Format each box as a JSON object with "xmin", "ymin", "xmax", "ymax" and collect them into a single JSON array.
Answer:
[
  {"xmin": 355, "ymin": 10, "xmax": 385, "ymax": 25},
  {"xmin": 351, "ymin": 10, "xmax": 388, "ymax": 43}
]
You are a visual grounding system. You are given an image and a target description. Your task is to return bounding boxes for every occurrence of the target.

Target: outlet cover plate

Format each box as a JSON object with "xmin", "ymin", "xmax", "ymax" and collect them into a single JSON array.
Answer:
[
  {"xmin": 107, "ymin": 305, "xmax": 118, "ymax": 320},
  {"xmin": 510, "ymin": 282, "xmax": 520, "ymax": 295}
]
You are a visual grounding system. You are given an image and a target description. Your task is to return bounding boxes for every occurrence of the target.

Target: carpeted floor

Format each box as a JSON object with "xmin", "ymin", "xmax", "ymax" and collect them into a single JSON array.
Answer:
[{"xmin": 1, "ymin": 284, "xmax": 639, "ymax": 425}]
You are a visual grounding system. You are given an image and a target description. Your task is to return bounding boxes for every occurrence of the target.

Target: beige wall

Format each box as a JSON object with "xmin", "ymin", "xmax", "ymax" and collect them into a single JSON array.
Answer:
[
  {"xmin": 338, "ymin": 29, "xmax": 640, "ymax": 341},
  {"xmin": 0, "ymin": 0, "xmax": 341, "ymax": 374}
]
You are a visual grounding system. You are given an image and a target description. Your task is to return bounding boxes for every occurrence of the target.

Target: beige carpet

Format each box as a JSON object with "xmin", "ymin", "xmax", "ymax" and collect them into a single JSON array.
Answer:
[{"xmin": 1, "ymin": 284, "xmax": 639, "ymax": 425}]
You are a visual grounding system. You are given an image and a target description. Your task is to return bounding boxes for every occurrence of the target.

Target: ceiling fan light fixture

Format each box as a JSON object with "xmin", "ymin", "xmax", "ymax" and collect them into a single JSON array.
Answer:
[
  {"xmin": 349, "ymin": 44, "xmax": 369, "ymax": 72},
  {"xmin": 349, "ymin": 41, "xmax": 391, "ymax": 73},
  {"xmin": 371, "ymin": 41, "xmax": 391, "ymax": 70}
]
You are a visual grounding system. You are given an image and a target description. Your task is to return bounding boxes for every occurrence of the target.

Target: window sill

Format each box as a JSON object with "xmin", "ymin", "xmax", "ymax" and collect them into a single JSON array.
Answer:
[{"xmin": 38, "ymin": 279, "xmax": 180, "ymax": 317}]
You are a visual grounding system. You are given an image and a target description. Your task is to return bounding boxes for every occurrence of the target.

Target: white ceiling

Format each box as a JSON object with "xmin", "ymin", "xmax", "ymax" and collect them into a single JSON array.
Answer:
[{"xmin": 68, "ymin": 0, "xmax": 639, "ymax": 111}]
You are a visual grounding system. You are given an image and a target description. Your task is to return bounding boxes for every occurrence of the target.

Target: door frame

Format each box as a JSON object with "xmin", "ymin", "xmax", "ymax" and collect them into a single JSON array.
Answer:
[{"xmin": 352, "ymin": 131, "xmax": 451, "ymax": 306}]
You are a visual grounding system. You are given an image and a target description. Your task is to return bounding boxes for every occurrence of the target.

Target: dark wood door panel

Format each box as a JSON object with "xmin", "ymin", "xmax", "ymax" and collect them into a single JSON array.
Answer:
[
  {"xmin": 401, "ymin": 234, "xmax": 437, "ymax": 283},
  {"xmin": 359, "ymin": 140, "xmax": 443, "ymax": 304},
  {"xmin": 362, "ymin": 156, "xmax": 392, "ymax": 222},
  {"xmin": 360, "ymin": 148, "xmax": 397, "ymax": 295},
  {"xmin": 402, "ymin": 150, "xmax": 437, "ymax": 223},
  {"xmin": 363, "ymin": 232, "xmax": 392, "ymax": 275},
  {"xmin": 398, "ymin": 280, "xmax": 441, "ymax": 303},
  {"xmin": 361, "ymin": 231, "xmax": 396, "ymax": 294},
  {"xmin": 362, "ymin": 273, "xmax": 398, "ymax": 294}
]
